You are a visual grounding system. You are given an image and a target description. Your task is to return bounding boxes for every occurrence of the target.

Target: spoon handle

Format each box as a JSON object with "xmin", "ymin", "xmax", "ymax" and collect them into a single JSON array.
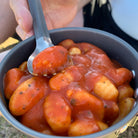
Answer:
[{"xmin": 28, "ymin": 0, "xmax": 51, "ymax": 41}]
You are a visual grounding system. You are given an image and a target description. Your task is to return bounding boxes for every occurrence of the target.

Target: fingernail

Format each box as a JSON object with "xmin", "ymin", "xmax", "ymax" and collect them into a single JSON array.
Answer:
[
  {"xmin": 25, "ymin": 31, "xmax": 33, "ymax": 39},
  {"xmin": 25, "ymin": 34, "xmax": 31, "ymax": 39},
  {"xmin": 17, "ymin": 19, "xmax": 22, "ymax": 27},
  {"xmin": 16, "ymin": 25, "xmax": 25, "ymax": 40}
]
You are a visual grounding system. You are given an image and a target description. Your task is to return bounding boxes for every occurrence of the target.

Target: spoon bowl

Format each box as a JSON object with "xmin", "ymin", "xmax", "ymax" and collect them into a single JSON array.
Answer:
[{"xmin": 27, "ymin": 37, "xmax": 53, "ymax": 75}]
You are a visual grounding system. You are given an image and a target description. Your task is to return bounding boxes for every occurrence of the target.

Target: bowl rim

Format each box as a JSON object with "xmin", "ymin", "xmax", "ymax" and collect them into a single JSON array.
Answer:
[{"xmin": 0, "ymin": 27, "xmax": 138, "ymax": 138}]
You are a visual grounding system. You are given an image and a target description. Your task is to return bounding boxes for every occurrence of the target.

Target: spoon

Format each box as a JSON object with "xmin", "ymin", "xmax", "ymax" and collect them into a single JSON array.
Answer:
[{"xmin": 27, "ymin": 0, "xmax": 53, "ymax": 75}]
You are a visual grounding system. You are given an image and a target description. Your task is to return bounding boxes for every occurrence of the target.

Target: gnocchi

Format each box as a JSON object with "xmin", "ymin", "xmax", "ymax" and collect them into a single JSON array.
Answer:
[
  {"xmin": 68, "ymin": 119, "xmax": 100, "ymax": 136},
  {"xmin": 93, "ymin": 75, "xmax": 119, "ymax": 101},
  {"xmin": 43, "ymin": 93, "xmax": 71, "ymax": 134},
  {"xmin": 9, "ymin": 77, "xmax": 49, "ymax": 116}
]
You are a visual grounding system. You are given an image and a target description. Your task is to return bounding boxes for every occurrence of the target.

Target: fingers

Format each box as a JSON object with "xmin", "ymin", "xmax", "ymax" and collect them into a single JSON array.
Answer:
[{"xmin": 10, "ymin": 0, "xmax": 33, "ymax": 39}]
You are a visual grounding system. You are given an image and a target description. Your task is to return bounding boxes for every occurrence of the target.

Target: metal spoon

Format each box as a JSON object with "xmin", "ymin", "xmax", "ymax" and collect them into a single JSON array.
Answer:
[{"xmin": 27, "ymin": 0, "xmax": 53, "ymax": 75}]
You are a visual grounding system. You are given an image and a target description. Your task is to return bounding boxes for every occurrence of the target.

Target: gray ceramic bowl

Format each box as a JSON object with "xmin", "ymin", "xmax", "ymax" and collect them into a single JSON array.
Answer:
[{"xmin": 0, "ymin": 27, "xmax": 138, "ymax": 138}]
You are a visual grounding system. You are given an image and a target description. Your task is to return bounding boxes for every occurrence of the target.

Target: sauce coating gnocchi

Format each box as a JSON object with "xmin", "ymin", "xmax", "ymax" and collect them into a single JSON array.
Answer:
[{"xmin": 4, "ymin": 39, "xmax": 135, "ymax": 136}]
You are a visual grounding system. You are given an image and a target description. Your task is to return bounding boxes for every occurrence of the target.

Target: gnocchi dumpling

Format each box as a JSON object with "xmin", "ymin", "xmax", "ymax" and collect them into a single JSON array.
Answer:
[
  {"xmin": 113, "ymin": 98, "xmax": 135, "ymax": 124},
  {"xmin": 68, "ymin": 119, "xmax": 100, "ymax": 136},
  {"xmin": 94, "ymin": 75, "xmax": 119, "ymax": 101},
  {"xmin": 118, "ymin": 84, "xmax": 134, "ymax": 102},
  {"xmin": 43, "ymin": 93, "xmax": 71, "ymax": 134},
  {"xmin": 66, "ymin": 88, "xmax": 104, "ymax": 120}
]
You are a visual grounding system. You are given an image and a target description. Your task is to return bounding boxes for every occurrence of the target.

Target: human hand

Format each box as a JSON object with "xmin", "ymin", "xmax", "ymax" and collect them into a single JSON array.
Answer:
[{"xmin": 10, "ymin": 0, "xmax": 90, "ymax": 40}]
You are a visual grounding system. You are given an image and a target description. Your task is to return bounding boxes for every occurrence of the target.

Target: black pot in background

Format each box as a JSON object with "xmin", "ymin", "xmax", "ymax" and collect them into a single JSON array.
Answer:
[{"xmin": 0, "ymin": 27, "xmax": 138, "ymax": 138}]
